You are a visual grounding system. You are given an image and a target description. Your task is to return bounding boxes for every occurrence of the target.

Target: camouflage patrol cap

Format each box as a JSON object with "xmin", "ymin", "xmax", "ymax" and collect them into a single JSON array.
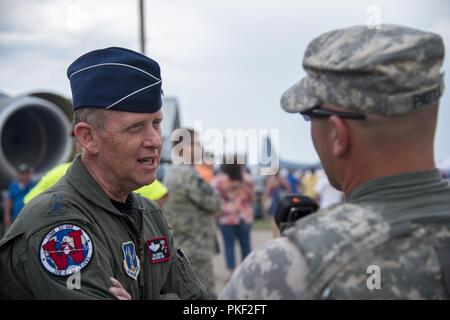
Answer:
[{"xmin": 281, "ymin": 24, "xmax": 445, "ymax": 116}]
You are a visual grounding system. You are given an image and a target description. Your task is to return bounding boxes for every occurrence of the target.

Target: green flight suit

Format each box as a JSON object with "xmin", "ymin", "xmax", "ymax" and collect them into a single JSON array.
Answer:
[{"xmin": 0, "ymin": 155, "xmax": 207, "ymax": 300}]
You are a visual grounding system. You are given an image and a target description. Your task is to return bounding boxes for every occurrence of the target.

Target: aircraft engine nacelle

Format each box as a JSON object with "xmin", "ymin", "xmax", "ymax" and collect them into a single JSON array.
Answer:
[{"xmin": 0, "ymin": 92, "xmax": 73, "ymax": 188}]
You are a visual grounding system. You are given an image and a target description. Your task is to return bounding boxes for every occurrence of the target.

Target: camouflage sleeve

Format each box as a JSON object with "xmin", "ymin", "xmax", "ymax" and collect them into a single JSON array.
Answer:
[
  {"xmin": 219, "ymin": 237, "xmax": 309, "ymax": 299},
  {"xmin": 185, "ymin": 170, "xmax": 221, "ymax": 213}
]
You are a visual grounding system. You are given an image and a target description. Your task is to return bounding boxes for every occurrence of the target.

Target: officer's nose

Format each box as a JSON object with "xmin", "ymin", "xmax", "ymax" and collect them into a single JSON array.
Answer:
[{"xmin": 142, "ymin": 127, "xmax": 163, "ymax": 151}]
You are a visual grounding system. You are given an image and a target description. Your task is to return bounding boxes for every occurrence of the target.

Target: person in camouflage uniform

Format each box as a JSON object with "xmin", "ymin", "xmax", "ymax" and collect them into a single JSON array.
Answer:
[
  {"xmin": 164, "ymin": 128, "xmax": 221, "ymax": 299},
  {"xmin": 220, "ymin": 25, "xmax": 450, "ymax": 299}
]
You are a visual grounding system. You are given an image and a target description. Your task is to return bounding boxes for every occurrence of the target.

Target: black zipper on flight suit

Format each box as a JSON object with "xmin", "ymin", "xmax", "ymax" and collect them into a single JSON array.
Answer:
[
  {"xmin": 111, "ymin": 198, "xmax": 145, "ymax": 299},
  {"xmin": 120, "ymin": 210, "xmax": 145, "ymax": 299},
  {"xmin": 131, "ymin": 206, "xmax": 145, "ymax": 300}
]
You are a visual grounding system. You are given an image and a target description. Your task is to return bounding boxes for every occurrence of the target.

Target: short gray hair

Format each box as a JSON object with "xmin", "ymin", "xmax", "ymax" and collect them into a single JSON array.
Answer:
[{"xmin": 73, "ymin": 108, "xmax": 110, "ymax": 131}]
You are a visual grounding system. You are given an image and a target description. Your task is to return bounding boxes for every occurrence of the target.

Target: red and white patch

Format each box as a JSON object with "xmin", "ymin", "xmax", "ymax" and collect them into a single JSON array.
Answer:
[
  {"xmin": 146, "ymin": 236, "xmax": 170, "ymax": 264},
  {"xmin": 39, "ymin": 224, "xmax": 93, "ymax": 276}
]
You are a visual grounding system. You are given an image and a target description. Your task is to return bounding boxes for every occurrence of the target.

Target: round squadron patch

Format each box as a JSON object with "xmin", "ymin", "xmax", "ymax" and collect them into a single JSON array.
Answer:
[{"xmin": 39, "ymin": 224, "xmax": 93, "ymax": 276}]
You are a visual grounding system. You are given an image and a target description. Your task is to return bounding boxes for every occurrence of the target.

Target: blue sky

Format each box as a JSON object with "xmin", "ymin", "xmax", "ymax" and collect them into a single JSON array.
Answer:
[{"xmin": 1, "ymin": 0, "xmax": 449, "ymax": 166}]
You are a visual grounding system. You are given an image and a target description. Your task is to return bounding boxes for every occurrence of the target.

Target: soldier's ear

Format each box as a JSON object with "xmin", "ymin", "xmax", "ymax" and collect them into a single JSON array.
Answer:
[
  {"xmin": 73, "ymin": 122, "xmax": 99, "ymax": 155},
  {"xmin": 328, "ymin": 116, "xmax": 349, "ymax": 159}
]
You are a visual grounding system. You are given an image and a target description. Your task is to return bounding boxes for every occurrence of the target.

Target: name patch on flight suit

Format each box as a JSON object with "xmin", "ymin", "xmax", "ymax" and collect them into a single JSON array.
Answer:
[
  {"xmin": 122, "ymin": 241, "xmax": 140, "ymax": 280},
  {"xmin": 39, "ymin": 224, "xmax": 93, "ymax": 276},
  {"xmin": 146, "ymin": 236, "xmax": 170, "ymax": 264}
]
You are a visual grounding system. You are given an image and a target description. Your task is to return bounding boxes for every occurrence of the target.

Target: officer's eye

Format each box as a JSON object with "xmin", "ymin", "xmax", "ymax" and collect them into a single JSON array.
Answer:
[
  {"xmin": 153, "ymin": 119, "xmax": 162, "ymax": 128},
  {"xmin": 128, "ymin": 123, "xmax": 144, "ymax": 132}
]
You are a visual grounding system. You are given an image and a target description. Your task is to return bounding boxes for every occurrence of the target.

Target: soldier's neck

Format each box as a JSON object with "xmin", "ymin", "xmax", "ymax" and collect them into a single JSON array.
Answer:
[{"xmin": 341, "ymin": 150, "xmax": 435, "ymax": 198}]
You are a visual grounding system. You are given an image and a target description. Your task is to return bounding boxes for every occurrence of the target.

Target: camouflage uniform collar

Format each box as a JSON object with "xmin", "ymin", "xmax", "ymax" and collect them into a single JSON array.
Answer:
[
  {"xmin": 348, "ymin": 169, "xmax": 444, "ymax": 203},
  {"xmin": 65, "ymin": 154, "xmax": 143, "ymax": 215}
]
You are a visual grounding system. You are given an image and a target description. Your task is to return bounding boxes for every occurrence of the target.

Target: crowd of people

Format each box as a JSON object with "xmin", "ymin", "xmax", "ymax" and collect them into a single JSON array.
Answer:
[
  {"xmin": 1, "ymin": 123, "xmax": 343, "ymax": 297},
  {"xmin": 1, "ymin": 23, "xmax": 450, "ymax": 300},
  {"xmin": 2, "ymin": 126, "xmax": 448, "ymax": 298}
]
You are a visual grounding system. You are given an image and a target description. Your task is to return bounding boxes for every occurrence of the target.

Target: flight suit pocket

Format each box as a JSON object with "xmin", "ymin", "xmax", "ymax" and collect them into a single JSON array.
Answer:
[{"xmin": 174, "ymin": 248, "xmax": 207, "ymax": 300}]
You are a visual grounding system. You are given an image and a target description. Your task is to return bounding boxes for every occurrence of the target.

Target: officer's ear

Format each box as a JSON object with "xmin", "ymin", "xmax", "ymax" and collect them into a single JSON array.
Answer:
[
  {"xmin": 73, "ymin": 122, "xmax": 99, "ymax": 155},
  {"xmin": 328, "ymin": 115, "xmax": 349, "ymax": 159}
]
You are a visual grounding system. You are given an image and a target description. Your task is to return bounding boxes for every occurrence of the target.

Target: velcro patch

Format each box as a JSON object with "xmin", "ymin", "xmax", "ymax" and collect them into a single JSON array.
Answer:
[
  {"xmin": 146, "ymin": 236, "xmax": 170, "ymax": 264},
  {"xmin": 40, "ymin": 224, "xmax": 93, "ymax": 276},
  {"xmin": 122, "ymin": 241, "xmax": 140, "ymax": 280}
]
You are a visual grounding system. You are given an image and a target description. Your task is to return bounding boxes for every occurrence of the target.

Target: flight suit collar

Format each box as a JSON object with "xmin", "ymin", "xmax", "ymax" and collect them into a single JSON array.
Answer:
[{"xmin": 65, "ymin": 154, "xmax": 144, "ymax": 215}]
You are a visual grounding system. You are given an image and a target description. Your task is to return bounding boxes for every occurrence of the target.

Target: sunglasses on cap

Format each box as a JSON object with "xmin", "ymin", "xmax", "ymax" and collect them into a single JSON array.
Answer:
[{"xmin": 300, "ymin": 106, "xmax": 366, "ymax": 121}]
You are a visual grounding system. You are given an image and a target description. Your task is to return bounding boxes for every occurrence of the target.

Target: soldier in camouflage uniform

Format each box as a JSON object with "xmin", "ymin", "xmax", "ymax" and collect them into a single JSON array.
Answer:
[
  {"xmin": 164, "ymin": 128, "xmax": 221, "ymax": 299},
  {"xmin": 220, "ymin": 25, "xmax": 450, "ymax": 299}
]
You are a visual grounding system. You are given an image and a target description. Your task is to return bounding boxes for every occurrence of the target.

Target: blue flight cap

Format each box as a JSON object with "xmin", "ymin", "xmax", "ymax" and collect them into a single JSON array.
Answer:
[{"xmin": 67, "ymin": 47, "xmax": 163, "ymax": 113}]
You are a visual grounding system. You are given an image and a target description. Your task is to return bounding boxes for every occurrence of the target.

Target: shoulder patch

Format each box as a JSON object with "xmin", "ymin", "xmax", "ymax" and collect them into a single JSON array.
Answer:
[
  {"xmin": 40, "ymin": 224, "xmax": 93, "ymax": 276},
  {"xmin": 50, "ymin": 194, "xmax": 63, "ymax": 213},
  {"xmin": 47, "ymin": 193, "xmax": 69, "ymax": 214}
]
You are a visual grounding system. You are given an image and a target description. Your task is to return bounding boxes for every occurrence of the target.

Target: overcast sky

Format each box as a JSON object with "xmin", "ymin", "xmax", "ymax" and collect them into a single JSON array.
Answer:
[{"xmin": 1, "ymin": 0, "xmax": 449, "ymax": 166}]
